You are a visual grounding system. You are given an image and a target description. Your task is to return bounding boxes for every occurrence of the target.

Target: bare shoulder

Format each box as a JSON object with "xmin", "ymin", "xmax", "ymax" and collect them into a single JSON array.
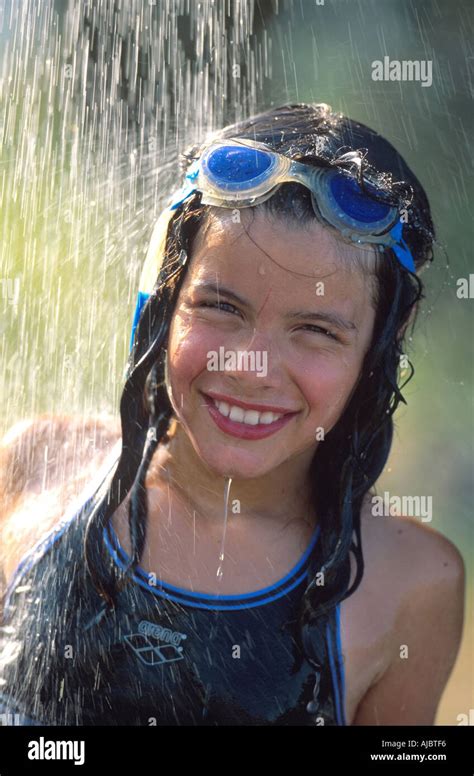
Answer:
[
  {"xmin": 350, "ymin": 494, "xmax": 465, "ymax": 725},
  {"xmin": 0, "ymin": 413, "xmax": 121, "ymax": 590},
  {"xmin": 359, "ymin": 494, "xmax": 465, "ymax": 592}
]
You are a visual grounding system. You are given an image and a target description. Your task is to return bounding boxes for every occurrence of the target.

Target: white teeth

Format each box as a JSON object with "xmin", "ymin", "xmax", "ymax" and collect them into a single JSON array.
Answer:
[
  {"xmin": 259, "ymin": 411, "xmax": 276, "ymax": 424},
  {"xmin": 229, "ymin": 405, "xmax": 245, "ymax": 422},
  {"xmin": 242, "ymin": 410, "xmax": 260, "ymax": 426},
  {"xmin": 216, "ymin": 401, "xmax": 230, "ymax": 417},
  {"xmin": 212, "ymin": 398, "xmax": 284, "ymax": 425}
]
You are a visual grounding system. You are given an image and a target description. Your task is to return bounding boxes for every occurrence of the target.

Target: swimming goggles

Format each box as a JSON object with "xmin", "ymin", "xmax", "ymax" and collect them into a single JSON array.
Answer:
[
  {"xmin": 129, "ymin": 137, "xmax": 415, "ymax": 351},
  {"xmin": 169, "ymin": 137, "xmax": 415, "ymax": 270}
]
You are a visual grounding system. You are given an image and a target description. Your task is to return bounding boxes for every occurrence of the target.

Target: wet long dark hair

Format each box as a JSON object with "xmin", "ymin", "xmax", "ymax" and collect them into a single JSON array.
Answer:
[{"xmin": 83, "ymin": 102, "xmax": 435, "ymax": 716}]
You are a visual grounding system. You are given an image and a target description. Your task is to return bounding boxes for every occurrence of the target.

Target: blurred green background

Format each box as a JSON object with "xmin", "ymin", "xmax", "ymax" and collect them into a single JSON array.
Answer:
[{"xmin": 0, "ymin": 0, "xmax": 472, "ymax": 724}]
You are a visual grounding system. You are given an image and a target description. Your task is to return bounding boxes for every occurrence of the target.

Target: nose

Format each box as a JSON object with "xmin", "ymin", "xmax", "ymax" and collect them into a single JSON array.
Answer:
[{"xmin": 223, "ymin": 329, "xmax": 285, "ymax": 391}]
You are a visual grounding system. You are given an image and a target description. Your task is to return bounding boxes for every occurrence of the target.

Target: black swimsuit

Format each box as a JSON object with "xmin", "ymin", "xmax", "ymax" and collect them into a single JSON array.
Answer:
[{"xmin": 0, "ymin": 462, "xmax": 347, "ymax": 726}]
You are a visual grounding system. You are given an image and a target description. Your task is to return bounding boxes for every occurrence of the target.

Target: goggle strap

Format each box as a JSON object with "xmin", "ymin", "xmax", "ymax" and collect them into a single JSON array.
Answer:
[
  {"xmin": 169, "ymin": 161, "xmax": 200, "ymax": 210},
  {"xmin": 389, "ymin": 221, "xmax": 416, "ymax": 273},
  {"xmin": 129, "ymin": 291, "xmax": 150, "ymax": 352},
  {"xmin": 169, "ymin": 183, "xmax": 195, "ymax": 210},
  {"xmin": 392, "ymin": 242, "xmax": 416, "ymax": 273}
]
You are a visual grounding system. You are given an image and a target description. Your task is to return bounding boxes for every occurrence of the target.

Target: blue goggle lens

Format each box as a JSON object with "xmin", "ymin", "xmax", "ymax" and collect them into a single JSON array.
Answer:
[
  {"xmin": 329, "ymin": 173, "xmax": 393, "ymax": 225},
  {"xmin": 204, "ymin": 146, "xmax": 395, "ymax": 230},
  {"xmin": 204, "ymin": 145, "xmax": 273, "ymax": 187}
]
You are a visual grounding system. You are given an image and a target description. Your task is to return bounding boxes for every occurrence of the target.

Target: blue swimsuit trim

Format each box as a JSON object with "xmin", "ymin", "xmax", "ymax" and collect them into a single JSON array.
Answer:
[
  {"xmin": 3, "ymin": 493, "xmax": 98, "ymax": 616},
  {"xmin": 103, "ymin": 520, "xmax": 321, "ymax": 608}
]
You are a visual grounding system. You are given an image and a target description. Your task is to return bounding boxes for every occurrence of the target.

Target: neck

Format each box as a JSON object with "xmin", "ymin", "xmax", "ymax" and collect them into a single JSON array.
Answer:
[{"xmin": 147, "ymin": 419, "xmax": 319, "ymax": 534}]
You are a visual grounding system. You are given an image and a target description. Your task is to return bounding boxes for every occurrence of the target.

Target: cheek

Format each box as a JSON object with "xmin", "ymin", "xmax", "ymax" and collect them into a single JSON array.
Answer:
[
  {"xmin": 167, "ymin": 314, "xmax": 221, "ymax": 391},
  {"xmin": 300, "ymin": 355, "xmax": 360, "ymax": 423}
]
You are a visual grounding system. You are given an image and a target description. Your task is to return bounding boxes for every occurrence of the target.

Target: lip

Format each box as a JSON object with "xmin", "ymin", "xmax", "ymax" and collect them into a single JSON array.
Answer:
[
  {"xmin": 203, "ymin": 390, "xmax": 298, "ymax": 415},
  {"xmin": 202, "ymin": 392, "xmax": 300, "ymax": 441}
]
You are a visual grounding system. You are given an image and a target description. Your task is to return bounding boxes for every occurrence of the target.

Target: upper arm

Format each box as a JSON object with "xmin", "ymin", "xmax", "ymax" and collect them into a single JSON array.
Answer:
[
  {"xmin": 352, "ymin": 525, "xmax": 466, "ymax": 725},
  {"xmin": 0, "ymin": 414, "xmax": 121, "ymax": 592}
]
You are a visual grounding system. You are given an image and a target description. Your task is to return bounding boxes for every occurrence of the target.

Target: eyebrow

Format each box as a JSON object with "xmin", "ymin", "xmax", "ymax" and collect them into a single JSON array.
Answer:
[
  {"xmin": 193, "ymin": 281, "xmax": 358, "ymax": 332},
  {"xmin": 287, "ymin": 310, "xmax": 358, "ymax": 332}
]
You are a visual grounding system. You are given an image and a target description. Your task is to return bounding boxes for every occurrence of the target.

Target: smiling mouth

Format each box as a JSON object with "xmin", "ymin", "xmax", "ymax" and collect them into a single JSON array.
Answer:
[
  {"xmin": 201, "ymin": 392, "xmax": 300, "ymax": 440},
  {"xmin": 210, "ymin": 397, "xmax": 284, "ymax": 425}
]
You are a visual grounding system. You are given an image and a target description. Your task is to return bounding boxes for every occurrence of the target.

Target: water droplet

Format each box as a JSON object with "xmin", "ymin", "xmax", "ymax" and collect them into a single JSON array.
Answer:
[{"xmin": 215, "ymin": 477, "xmax": 232, "ymax": 583}]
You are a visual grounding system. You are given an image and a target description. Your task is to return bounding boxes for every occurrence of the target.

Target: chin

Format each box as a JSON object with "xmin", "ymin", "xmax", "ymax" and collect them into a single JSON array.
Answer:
[{"xmin": 191, "ymin": 437, "xmax": 279, "ymax": 480}]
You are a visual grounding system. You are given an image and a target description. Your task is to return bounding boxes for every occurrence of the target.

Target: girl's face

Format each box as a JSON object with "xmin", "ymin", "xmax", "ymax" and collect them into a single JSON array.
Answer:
[{"xmin": 166, "ymin": 209, "xmax": 377, "ymax": 479}]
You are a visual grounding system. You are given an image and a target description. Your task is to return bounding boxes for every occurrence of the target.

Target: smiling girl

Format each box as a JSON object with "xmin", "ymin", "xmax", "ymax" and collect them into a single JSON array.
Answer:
[{"xmin": 0, "ymin": 103, "xmax": 465, "ymax": 726}]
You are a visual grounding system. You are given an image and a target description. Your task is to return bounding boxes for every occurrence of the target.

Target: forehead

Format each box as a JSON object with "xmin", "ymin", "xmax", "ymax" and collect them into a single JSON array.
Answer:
[{"xmin": 187, "ymin": 208, "xmax": 378, "ymax": 309}]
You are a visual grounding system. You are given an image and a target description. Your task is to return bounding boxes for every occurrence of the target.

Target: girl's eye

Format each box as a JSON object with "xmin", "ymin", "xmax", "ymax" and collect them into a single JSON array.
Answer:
[
  {"xmin": 197, "ymin": 303, "xmax": 338, "ymax": 341},
  {"xmin": 299, "ymin": 324, "xmax": 339, "ymax": 341},
  {"xmin": 199, "ymin": 300, "xmax": 238, "ymax": 314}
]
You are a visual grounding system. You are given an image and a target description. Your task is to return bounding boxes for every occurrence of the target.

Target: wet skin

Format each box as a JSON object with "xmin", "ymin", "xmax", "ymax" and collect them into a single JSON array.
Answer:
[
  {"xmin": 113, "ymin": 209, "xmax": 464, "ymax": 725},
  {"xmin": 0, "ymin": 209, "xmax": 465, "ymax": 724},
  {"xmin": 124, "ymin": 207, "xmax": 376, "ymax": 598},
  {"xmin": 158, "ymin": 207, "xmax": 377, "ymax": 527}
]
